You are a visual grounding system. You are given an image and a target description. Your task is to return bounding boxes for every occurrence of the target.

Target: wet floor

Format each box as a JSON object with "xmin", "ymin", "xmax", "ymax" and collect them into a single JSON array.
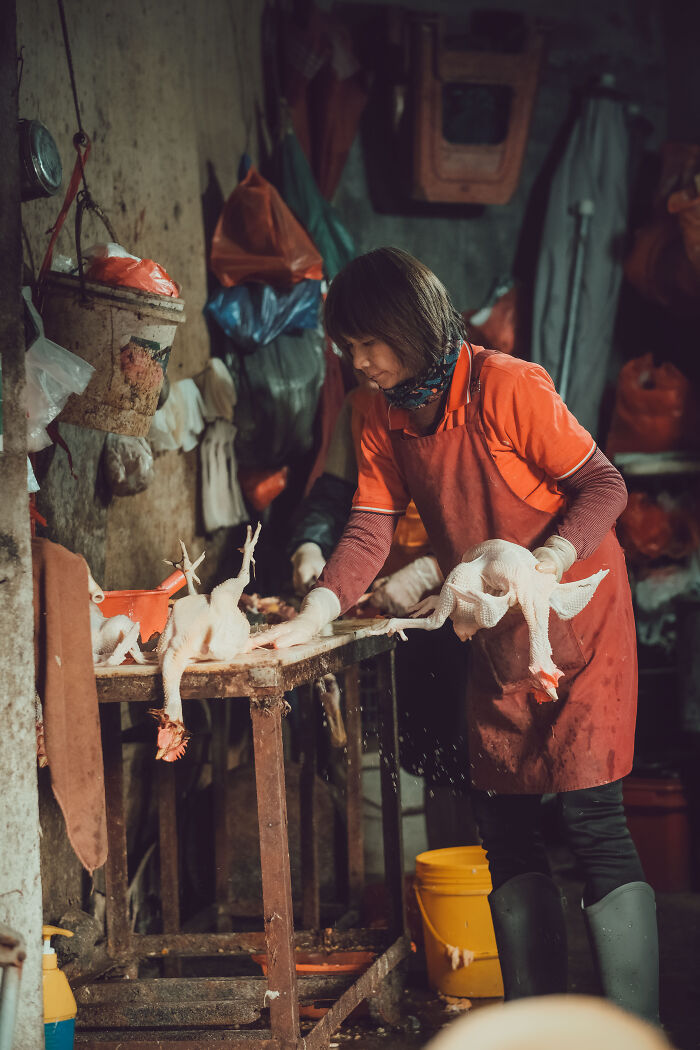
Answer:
[{"xmin": 322, "ymin": 846, "xmax": 700, "ymax": 1050}]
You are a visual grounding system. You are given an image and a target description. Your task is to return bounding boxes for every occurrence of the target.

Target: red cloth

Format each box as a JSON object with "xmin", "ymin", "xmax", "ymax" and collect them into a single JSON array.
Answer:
[
  {"xmin": 32, "ymin": 539, "xmax": 107, "ymax": 873},
  {"xmin": 282, "ymin": 6, "xmax": 368, "ymax": 199}
]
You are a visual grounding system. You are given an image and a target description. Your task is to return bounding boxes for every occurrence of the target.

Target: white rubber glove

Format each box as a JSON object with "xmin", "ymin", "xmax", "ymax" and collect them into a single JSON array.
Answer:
[
  {"xmin": 261, "ymin": 587, "xmax": 341, "ymax": 649},
  {"xmin": 532, "ymin": 534, "xmax": 577, "ymax": 582},
  {"xmin": 291, "ymin": 542, "xmax": 327, "ymax": 596},
  {"xmin": 368, "ymin": 556, "xmax": 443, "ymax": 616}
]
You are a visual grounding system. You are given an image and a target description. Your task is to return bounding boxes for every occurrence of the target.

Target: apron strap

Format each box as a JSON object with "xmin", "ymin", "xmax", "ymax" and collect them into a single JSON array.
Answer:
[{"xmin": 465, "ymin": 346, "xmax": 498, "ymax": 427}]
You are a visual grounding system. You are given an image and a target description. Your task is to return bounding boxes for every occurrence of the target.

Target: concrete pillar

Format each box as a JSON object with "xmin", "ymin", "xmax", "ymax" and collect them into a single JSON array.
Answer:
[{"xmin": 0, "ymin": 2, "xmax": 45, "ymax": 1045}]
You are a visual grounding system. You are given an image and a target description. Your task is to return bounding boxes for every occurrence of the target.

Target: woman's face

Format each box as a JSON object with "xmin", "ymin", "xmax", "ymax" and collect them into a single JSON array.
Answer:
[{"xmin": 344, "ymin": 335, "xmax": 413, "ymax": 390}]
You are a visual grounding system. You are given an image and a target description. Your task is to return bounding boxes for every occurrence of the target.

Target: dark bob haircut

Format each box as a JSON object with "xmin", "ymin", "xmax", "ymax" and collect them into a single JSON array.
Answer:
[{"xmin": 324, "ymin": 247, "xmax": 466, "ymax": 373}]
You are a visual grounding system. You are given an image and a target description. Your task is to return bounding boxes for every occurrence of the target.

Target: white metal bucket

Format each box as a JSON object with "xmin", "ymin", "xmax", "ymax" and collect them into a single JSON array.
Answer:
[{"xmin": 41, "ymin": 273, "xmax": 186, "ymax": 437}]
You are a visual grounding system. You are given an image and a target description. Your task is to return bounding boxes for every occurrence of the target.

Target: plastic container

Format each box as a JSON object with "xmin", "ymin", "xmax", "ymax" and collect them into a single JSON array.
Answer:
[
  {"xmin": 414, "ymin": 846, "xmax": 503, "ymax": 999},
  {"xmin": 42, "ymin": 925, "xmax": 76, "ymax": 1050},
  {"xmin": 623, "ymin": 775, "xmax": 691, "ymax": 892},
  {"xmin": 41, "ymin": 273, "xmax": 185, "ymax": 437},
  {"xmin": 99, "ymin": 569, "xmax": 186, "ymax": 641},
  {"xmin": 250, "ymin": 951, "xmax": 375, "ymax": 1019}
]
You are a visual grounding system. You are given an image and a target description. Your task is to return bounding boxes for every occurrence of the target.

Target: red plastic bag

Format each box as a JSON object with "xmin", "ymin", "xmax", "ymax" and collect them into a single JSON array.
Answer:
[
  {"xmin": 86, "ymin": 254, "xmax": 180, "ymax": 297},
  {"xmin": 239, "ymin": 466, "xmax": 289, "ymax": 512},
  {"xmin": 618, "ymin": 492, "xmax": 700, "ymax": 562},
  {"xmin": 210, "ymin": 168, "xmax": 324, "ymax": 289},
  {"xmin": 606, "ymin": 354, "xmax": 700, "ymax": 455},
  {"xmin": 464, "ymin": 284, "xmax": 519, "ymax": 355},
  {"xmin": 624, "ymin": 142, "xmax": 700, "ymax": 313},
  {"xmin": 668, "ymin": 182, "xmax": 700, "ymax": 280}
]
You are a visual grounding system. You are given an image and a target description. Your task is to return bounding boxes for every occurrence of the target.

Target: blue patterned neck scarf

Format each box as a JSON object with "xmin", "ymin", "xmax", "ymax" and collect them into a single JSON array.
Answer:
[{"xmin": 382, "ymin": 341, "xmax": 463, "ymax": 410}]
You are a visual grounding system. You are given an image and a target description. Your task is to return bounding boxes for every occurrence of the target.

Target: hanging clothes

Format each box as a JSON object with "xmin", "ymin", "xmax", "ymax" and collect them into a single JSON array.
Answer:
[
  {"xmin": 279, "ymin": 5, "xmax": 368, "ymax": 199},
  {"xmin": 530, "ymin": 90, "xmax": 633, "ymax": 437}
]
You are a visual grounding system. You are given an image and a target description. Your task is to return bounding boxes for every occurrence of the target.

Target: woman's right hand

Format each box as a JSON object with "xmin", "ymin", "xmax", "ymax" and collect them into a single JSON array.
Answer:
[
  {"xmin": 253, "ymin": 587, "xmax": 341, "ymax": 649},
  {"xmin": 254, "ymin": 619, "xmax": 319, "ymax": 649}
]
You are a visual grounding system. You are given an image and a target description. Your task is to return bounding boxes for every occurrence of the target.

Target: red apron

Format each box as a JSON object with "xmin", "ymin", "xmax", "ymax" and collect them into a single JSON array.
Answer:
[{"xmin": 390, "ymin": 349, "xmax": 637, "ymax": 794}]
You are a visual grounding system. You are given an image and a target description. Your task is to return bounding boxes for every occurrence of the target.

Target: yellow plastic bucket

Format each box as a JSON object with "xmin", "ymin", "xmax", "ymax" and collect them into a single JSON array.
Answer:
[{"xmin": 414, "ymin": 846, "xmax": 504, "ymax": 998}]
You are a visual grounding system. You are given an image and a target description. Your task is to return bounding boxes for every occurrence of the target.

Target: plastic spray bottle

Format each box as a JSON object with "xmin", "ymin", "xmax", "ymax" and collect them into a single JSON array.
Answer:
[{"xmin": 42, "ymin": 925, "xmax": 76, "ymax": 1050}]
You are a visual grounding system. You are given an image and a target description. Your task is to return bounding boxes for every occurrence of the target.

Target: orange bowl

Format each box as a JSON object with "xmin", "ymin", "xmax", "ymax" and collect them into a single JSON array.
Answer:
[{"xmin": 99, "ymin": 570, "xmax": 186, "ymax": 642}]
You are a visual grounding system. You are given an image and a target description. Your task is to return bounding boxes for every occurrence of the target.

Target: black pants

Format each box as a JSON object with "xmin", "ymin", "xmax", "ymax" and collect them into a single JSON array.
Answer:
[{"xmin": 472, "ymin": 780, "xmax": 645, "ymax": 906}]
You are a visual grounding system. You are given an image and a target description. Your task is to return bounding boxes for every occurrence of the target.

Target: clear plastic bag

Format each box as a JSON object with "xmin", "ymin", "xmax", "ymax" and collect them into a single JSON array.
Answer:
[{"xmin": 23, "ymin": 287, "xmax": 95, "ymax": 452}]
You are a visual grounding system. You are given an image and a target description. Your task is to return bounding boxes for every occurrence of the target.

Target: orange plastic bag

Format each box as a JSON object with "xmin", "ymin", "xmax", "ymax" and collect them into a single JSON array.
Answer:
[
  {"xmin": 464, "ymin": 284, "xmax": 519, "ymax": 355},
  {"xmin": 624, "ymin": 142, "xmax": 700, "ymax": 312},
  {"xmin": 618, "ymin": 492, "xmax": 700, "ymax": 563},
  {"xmin": 239, "ymin": 466, "xmax": 289, "ymax": 512},
  {"xmin": 606, "ymin": 354, "xmax": 700, "ymax": 455},
  {"xmin": 210, "ymin": 168, "xmax": 324, "ymax": 289},
  {"xmin": 86, "ymin": 255, "xmax": 180, "ymax": 297}
]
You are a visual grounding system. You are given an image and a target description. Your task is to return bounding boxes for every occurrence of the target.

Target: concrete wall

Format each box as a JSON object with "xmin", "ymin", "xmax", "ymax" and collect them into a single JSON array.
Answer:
[
  {"xmin": 18, "ymin": 0, "xmax": 264, "ymax": 589},
  {"xmin": 13, "ymin": 0, "xmax": 266, "ymax": 971},
  {"xmin": 1, "ymin": 6, "xmax": 45, "ymax": 1045}
]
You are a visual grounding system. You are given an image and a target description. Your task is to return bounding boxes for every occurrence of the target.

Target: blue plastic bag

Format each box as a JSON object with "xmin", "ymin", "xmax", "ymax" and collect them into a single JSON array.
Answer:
[{"xmin": 204, "ymin": 278, "xmax": 322, "ymax": 352}]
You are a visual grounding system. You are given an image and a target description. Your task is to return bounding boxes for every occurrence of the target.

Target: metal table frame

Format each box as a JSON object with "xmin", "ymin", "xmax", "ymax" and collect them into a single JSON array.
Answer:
[{"xmin": 78, "ymin": 624, "xmax": 407, "ymax": 1050}]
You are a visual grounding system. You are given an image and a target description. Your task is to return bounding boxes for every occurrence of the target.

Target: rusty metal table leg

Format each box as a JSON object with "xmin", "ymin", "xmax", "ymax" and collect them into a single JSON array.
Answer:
[
  {"xmin": 299, "ymin": 683, "xmax": 320, "ymax": 931},
  {"xmin": 210, "ymin": 699, "xmax": 231, "ymax": 932},
  {"xmin": 251, "ymin": 694, "xmax": 300, "ymax": 1050},
  {"xmin": 99, "ymin": 703, "xmax": 131, "ymax": 962},
  {"xmin": 343, "ymin": 665, "xmax": 365, "ymax": 909},
  {"xmin": 375, "ymin": 649, "xmax": 405, "ymax": 940}
]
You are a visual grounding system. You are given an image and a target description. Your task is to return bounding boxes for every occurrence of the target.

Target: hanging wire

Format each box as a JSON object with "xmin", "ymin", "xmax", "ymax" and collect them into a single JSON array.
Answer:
[
  {"xmin": 56, "ymin": 0, "xmax": 90, "ymax": 194},
  {"xmin": 17, "ymin": 45, "xmax": 25, "ymax": 92}
]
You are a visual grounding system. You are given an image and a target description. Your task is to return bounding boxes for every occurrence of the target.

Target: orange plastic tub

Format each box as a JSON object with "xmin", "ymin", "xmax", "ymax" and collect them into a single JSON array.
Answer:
[
  {"xmin": 250, "ymin": 951, "xmax": 375, "ymax": 1019},
  {"xmin": 99, "ymin": 570, "xmax": 186, "ymax": 642}
]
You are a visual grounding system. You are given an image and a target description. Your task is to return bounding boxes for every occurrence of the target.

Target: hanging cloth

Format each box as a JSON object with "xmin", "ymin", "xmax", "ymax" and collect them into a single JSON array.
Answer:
[{"xmin": 530, "ymin": 92, "xmax": 632, "ymax": 437}]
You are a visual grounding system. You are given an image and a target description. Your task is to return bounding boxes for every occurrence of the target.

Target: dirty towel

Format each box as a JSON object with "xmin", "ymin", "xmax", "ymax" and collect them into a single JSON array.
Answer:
[{"xmin": 32, "ymin": 538, "xmax": 107, "ymax": 873}]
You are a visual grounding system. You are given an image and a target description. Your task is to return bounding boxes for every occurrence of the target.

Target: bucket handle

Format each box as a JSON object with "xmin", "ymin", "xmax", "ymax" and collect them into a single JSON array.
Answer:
[
  {"xmin": 413, "ymin": 884, "xmax": 498, "ymax": 965},
  {"xmin": 75, "ymin": 191, "xmax": 119, "ymax": 301},
  {"xmin": 157, "ymin": 570, "xmax": 187, "ymax": 597}
]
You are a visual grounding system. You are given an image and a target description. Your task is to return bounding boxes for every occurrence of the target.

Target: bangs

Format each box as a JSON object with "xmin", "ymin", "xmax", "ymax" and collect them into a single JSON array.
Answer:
[
  {"xmin": 324, "ymin": 247, "xmax": 466, "ymax": 370},
  {"xmin": 323, "ymin": 256, "xmax": 400, "ymax": 351}
]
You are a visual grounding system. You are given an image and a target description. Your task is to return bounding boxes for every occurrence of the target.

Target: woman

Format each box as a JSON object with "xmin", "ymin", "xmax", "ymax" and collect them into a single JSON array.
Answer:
[
  {"xmin": 265, "ymin": 247, "xmax": 658, "ymax": 1022},
  {"xmin": 286, "ymin": 383, "xmax": 477, "ymax": 848}
]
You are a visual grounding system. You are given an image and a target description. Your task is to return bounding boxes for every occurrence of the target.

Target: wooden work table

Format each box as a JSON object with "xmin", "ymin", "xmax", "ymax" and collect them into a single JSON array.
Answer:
[{"xmin": 77, "ymin": 622, "xmax": 407, "ymax": 1050}]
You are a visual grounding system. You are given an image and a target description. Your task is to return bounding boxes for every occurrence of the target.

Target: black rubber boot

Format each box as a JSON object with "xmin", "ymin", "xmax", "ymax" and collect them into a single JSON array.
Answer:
[
  {"xmin": 488, "ymin": 872, "xmax": 568, "ymax": 999},
  {"xmin": 584, "ymin": 881, "xmax": 659, "ymax": 1023}
]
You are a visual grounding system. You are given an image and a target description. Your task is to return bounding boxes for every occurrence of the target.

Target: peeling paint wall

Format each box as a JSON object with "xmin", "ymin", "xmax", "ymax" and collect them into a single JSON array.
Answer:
[
  {"xmin": 12, "ymin": 0, "xmax": 265, "ymax": 974},
  {"xmin": 1, "ymin": 7, "xmax": 44, "ymax": 1046},
  {"xmin": 18, "ymin": 0, "xmax": 264, "ymax": 588}
]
